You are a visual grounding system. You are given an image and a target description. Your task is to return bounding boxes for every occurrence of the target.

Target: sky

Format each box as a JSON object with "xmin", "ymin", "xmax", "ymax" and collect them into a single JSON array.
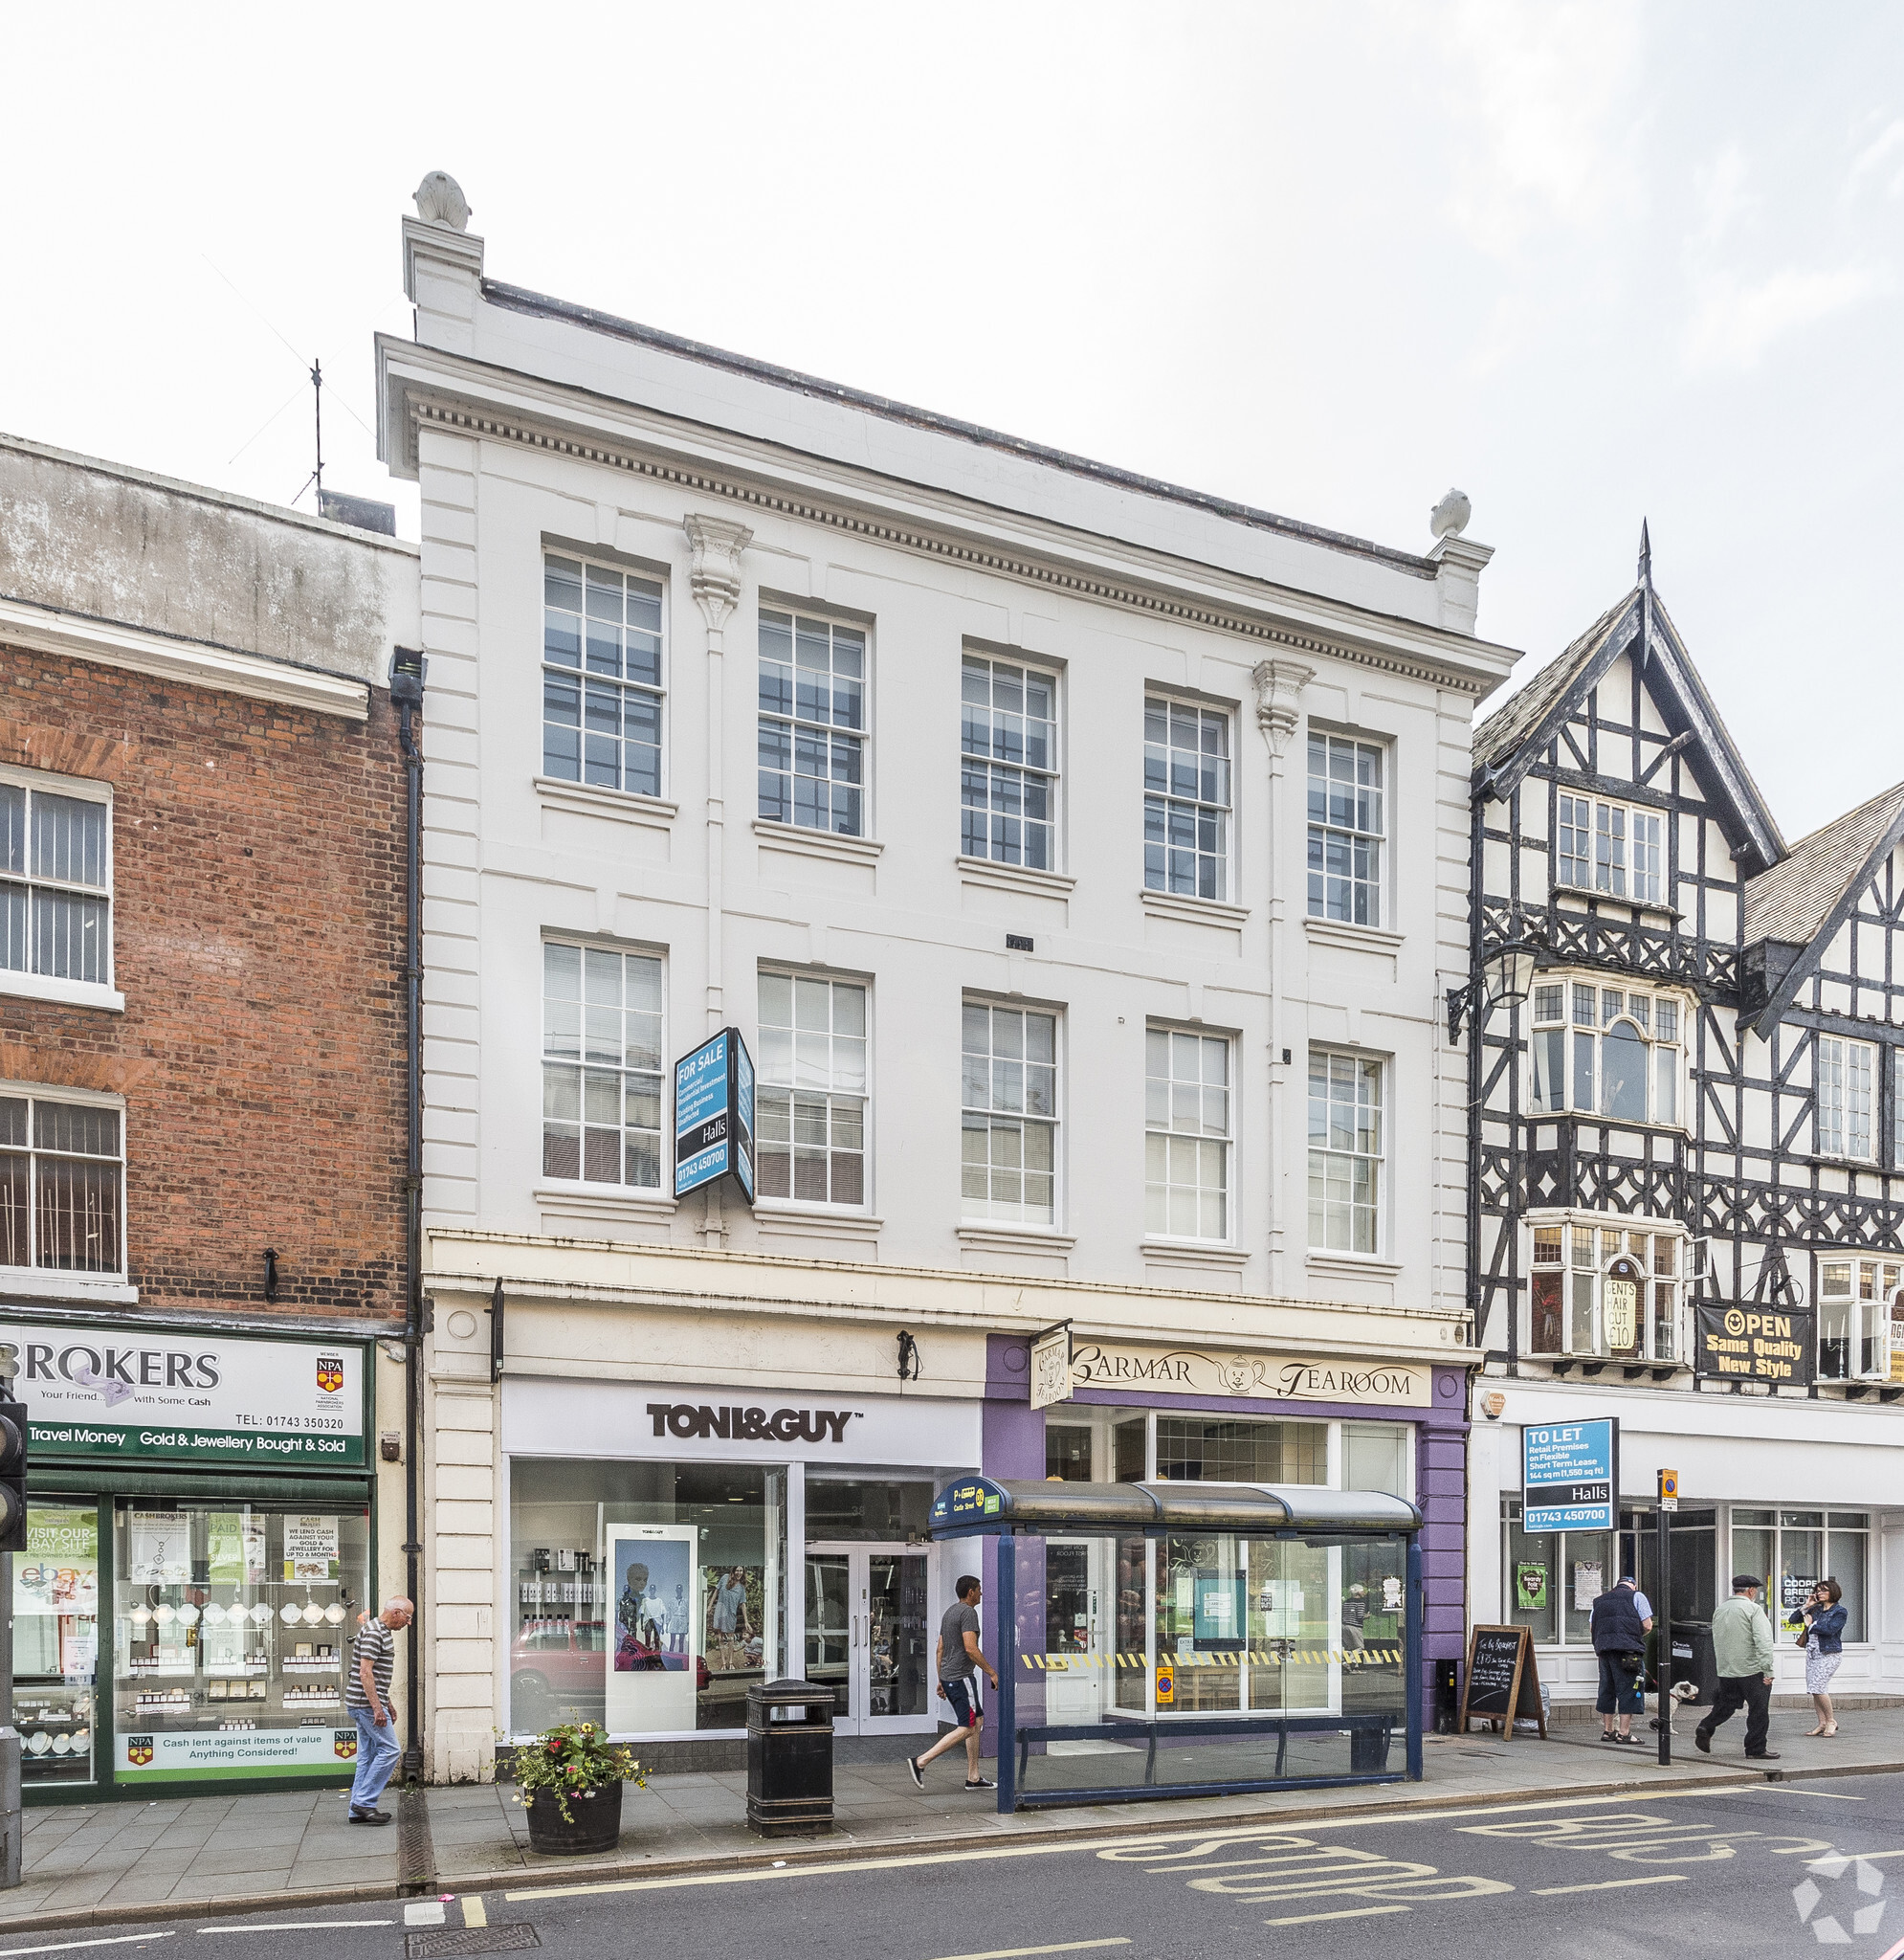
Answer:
[{"xmin": 4, "ymin": 2, "xmax": 1900, "ymax": 842}]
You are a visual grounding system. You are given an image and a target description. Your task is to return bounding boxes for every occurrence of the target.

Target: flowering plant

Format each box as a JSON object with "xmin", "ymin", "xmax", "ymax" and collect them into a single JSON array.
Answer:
[{"xmin": 512, "ymin": 1722, "xmax": 644, "ymax": 1825}]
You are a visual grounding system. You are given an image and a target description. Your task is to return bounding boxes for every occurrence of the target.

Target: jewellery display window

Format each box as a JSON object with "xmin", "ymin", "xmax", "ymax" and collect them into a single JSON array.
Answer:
[
  {"xmin": 112, "ymin": 1500, "xmax": 370, "ymax": 1782},
  {"xmin": 15, "ymin": 1503, "xmax": 100, "ymax": 1788}
]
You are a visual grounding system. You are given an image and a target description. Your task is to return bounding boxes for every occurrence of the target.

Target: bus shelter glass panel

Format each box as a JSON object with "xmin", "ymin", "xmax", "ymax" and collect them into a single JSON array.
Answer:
[{"xmin": 1010, "ymin": 1528, "xmax": 1408, "ymax": 1799}]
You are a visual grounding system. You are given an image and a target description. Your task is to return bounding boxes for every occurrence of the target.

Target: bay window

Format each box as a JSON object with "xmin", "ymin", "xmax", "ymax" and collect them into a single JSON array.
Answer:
[
  {"xmin": 1529, "ymin": 978, "xmax": 1684, "ymax": 1125},
  {"xmin": 1530, "ymin": 1217, "xmax": 1681, "ymax": 1362},
  {"xmin": 1817, "ymin": 1258, "xmax": 1898, "ymax": 1381}
]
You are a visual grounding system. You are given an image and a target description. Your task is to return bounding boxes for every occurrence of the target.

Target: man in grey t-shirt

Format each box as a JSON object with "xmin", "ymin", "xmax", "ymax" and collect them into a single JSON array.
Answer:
[{"xmin": 906, "ymin": 1574, "xmax": 999, "ymax": 1792}]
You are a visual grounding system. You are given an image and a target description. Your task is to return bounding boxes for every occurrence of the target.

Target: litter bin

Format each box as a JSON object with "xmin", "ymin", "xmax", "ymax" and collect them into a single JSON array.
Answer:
[
  {"xmin": 1667, "ymin": 1621, "xmax": 1718, "ymax": 1709},
  {"xmin": 746, "ymin": 1680, "xmax": 834, "ymax": 1837}
]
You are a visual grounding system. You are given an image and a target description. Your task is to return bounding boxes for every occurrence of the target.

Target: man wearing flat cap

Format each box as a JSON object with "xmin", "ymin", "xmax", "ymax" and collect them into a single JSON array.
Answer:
[{"xmin": 1695, "ymin": 1574, "xmax": 1779, "ymax": 1761}]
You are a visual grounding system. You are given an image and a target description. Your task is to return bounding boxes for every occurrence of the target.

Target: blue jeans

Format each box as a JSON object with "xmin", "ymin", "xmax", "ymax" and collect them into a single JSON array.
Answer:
[{"xmin": 349, "ymin": 1707, "xmax": 401, "ymax": 1813}]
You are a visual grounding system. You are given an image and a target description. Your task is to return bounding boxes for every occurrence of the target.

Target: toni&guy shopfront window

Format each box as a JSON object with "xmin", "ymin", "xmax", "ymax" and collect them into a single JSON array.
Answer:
[{"xmin": 500, "ymin": 1376, "xmax": 983, "ymax": 1749}]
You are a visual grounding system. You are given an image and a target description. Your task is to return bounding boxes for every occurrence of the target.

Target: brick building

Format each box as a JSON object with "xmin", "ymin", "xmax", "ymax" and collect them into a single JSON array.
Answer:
[{"xmin": 0, "ymin": 434, "xmax": 420, "ymax": 1801}]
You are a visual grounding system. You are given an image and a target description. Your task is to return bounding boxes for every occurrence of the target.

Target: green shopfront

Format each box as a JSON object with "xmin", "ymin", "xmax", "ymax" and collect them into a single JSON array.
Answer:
[{"xmin": 4, "ymin": 1317, "xmax": 379, "ymax": 1802}]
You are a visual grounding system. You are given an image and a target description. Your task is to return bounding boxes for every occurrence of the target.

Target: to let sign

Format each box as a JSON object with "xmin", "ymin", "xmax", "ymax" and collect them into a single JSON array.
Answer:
[{"xmin": 1522, "ymin": 1417, "xmax": 1617, "ymax": 1533}]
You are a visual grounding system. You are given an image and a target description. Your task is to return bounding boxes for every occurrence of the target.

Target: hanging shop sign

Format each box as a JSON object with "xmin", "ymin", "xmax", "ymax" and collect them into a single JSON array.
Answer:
[
  {"xmin": 0, "ymin": 1322, "xmax": 368, "ymax": 1467},
  {"xmin": 674, "ymin": 1028, "xmax": 756, "ymax": 1204},
  {"xmin": 1029, "ymin": 1325, "xmax": 1073, "ymax": 1412},
  {"xmin": 1694, "ymin": 1304, "xmax": 1814, "ymax": 1386},
  {"xmin": 1067, "ymin": 1343, "xmax": 1430, "ymax": 1409},
  {"xmin": 1522, "ymin": 1417, "xmax": 1617, "ymax": 1534}
]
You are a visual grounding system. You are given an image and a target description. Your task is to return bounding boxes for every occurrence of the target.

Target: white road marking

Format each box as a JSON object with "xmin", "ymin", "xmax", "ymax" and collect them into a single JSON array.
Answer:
[
  {"xmin": 0, "ymin": 1938, "xmax": 177, "ymax": 1957},
  {"xmin": 402, "ymin": 1904, "xmax": 446, "ymax": 1927},
  {"xmin": 201, "ymin": 1927, "xmax": 394, "ymax": 1934},
  {"xmin": 1533, "ymin": 1875, "xmax": 1691, "ymax": 1895},
  {"xmin": 1262, "ymin": 1905, "xmax": 1411, "ymax": 1926},
  {"xmin": 1739, "ymin": 1786, "xmax": 1866, "ymax": 1800},
  {"xmin": 930, "ymin": 1942, "xmax": 1129, "ymax": 1960}
]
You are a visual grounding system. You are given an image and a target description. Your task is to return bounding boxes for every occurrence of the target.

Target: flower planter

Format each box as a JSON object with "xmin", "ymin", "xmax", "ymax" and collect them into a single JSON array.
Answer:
[{"xmin": 524, "ymin": 1781, "xmax": 623, "ymax": 1856}]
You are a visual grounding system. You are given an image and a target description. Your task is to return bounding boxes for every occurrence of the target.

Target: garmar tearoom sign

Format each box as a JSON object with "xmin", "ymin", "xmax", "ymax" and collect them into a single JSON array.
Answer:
[
  {"xmin": 0, "ymin": 1323, "xmax": 366, "ymax": 1466},
  {"xmin": 1068, "ymin": 1343, "xmax": 1430, "ymax": 1408}
]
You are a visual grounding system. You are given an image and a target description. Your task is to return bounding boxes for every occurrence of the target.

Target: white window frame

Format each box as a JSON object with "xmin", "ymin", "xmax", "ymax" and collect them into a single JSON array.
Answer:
[
  {"xmin": 0, "ymin": 764, "xmax": 120, "ymax": 1011},
  {"xmin": 1307, "ymin": 1049, "xmax": 1384, "ymax": 1255},
  {"xmin": 0, "ymin": 1080, "xmax": 127, "ymax": 1280},
  {"xmin": 1306, "ymin": 734, "xmax": 1386, "ymax": 927},
  {"xmin": 540, "ymin": 552, "xmax": 667, "ymax": 800},
  {"xmin": 540, "ymin": 937, "xmax": 666, "ymax": 1192},
  {"xmin": 1143, "ymin": 1024, "xmax": 1232, "ymax": 1243},
  {"xmin": 960, "ymin": 654, "xmax": 1059, "ymax": 872},
  {"xmin": 1816, "ymin": 1035, "xmax": 1877, "ymax": 1162},
  {"xmin": 961, "ymin": 998, "xmax": 1060, "ymax": 1227},
  {"xmin": 1143, "ymin": 698, "xmax": 1230, "ymax": 902},
  {"xmin": 757, "ymin": 609, "xmax": 869, "ymax": 838},
  {"xmin": 1526, "ymin": 1212, "xmax": 1685, "ymax": 1364},
  {"xmin": 1555, "ymin": 793, "xmax": 1665, "ymax": 904},
  {"xmin": 755, "ymin": 970, "xmax": 870, "ymax": 1211},
  {"xmin": 1527, "ymin": 975, "xmax": 1687, "ymax": 1128},
  {"xmin": 1816, "ymin": 1256, "xmax": 1898, "ymax": 1382}
]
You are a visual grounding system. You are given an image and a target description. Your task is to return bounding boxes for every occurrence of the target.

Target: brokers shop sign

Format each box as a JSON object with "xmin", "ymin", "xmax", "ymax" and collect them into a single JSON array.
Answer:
[
  {"xmin": 0, "ymin": 1322, "xmax": 367, "ymax": 1467},
  {"xmin": 1068, "ymin": 1343, "xmax": 1430, "ymax": 1409},
  {"xmin": 1695, "ymin": 1304, "xmax": 1813, "ymax": 1386}
]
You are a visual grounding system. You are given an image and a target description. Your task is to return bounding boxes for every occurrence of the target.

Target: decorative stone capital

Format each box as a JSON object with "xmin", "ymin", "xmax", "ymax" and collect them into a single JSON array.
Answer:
[
  {"xmin": 1251, "ymin": 658, "xmax": 1314, "ymax": 758},
  {"xmin": 684, "ymin": 514, "xmax": 753, "ymax": 636},
  {"xmin": 1428, "ymin": 532, "xmax": 1494, "ymax": 636}
]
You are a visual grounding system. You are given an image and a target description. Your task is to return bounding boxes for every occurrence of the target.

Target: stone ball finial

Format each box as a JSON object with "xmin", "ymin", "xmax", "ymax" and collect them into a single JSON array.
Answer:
[
  {"xmin": 413, "ymin": 171, "xmax": 472, "ymax": 232},
  {"xmin": 1429, "ymin": 487, "xmax": 1472, "ymax": 540}
]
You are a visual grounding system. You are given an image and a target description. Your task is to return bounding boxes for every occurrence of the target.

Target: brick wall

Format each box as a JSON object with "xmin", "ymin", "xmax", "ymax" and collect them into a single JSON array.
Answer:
[{"xmin": 0, "ymin": 642, "xmax": 407, "ymax": 1325}]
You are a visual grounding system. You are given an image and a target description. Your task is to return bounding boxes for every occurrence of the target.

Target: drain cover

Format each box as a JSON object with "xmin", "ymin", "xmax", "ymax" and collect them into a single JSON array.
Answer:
[{"xmin": 405, "ymin": 1927, "xmax": 541, "ymax": 1959}]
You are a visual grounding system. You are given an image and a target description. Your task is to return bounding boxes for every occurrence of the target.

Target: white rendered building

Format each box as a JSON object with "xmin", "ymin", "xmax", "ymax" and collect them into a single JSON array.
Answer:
[{"xmin": 376, "ymin": 177, "xmax": 1517, "ymax": 1780}]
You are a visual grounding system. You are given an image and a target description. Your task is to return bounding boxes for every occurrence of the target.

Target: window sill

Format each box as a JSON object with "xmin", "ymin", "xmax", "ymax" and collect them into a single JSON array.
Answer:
[
  {"xmin": 956, "ymin": 1223, "xmax": 1076, "ymax": 1254},
  {"xmin": 752, "ymin": 820, "xmax": 884, "ymax": 866},
  {"xmin": 1140, "ymin": 1238, "xmax": 1251, "ymax": 1269},
  {"xmin": 956, "ymin": 857, "xmax": 1076, "ymax": 898},
  {"xmin": 1302, "ymin": 918, "xmax": 1404, "ymax": 955},
  {"xmin": 753, "ymin": 1205, "xmax": 883, "ymax": 1240},
  {"xmin": 0, "ymin": 1271, "xmax": 138, "ymax": 1303},
  {"xmin": 533, "ymin": 776, "xmax": 677, "ymax": 831},
  {"xmin": 1140, "ymin": 889, "xmax": 1250, "ymax": 929},
  {"xmin": 1306, "ymin": 1251, "xmax": 1403, "ymax": 1279},
  {"xmin": 1553, "ymin": 890, "xmax": 1683, "ymax": 926},
  {"xmin": 533, "ymin": 1183, "xmax": 676, "ymax": 1223},
  {"xmin": 1808, "ymin": 1153, "xmax": 1881, "ymax": 1172},
  {"xmin": 0, "ymin": 972, "xmax": 125, "ymax": 1013}
]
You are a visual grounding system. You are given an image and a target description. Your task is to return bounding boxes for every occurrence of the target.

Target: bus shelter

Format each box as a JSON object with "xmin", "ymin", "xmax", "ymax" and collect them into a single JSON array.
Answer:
[{"xmin": 930, "ymin": 1477, "xmax": 1423, "ymax": 1814}]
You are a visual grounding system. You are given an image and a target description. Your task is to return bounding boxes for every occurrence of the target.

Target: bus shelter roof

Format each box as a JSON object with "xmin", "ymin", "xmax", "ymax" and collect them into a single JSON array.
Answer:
[{"xmin": 929, "ymin": 1477, "xmax": 1421, "ymax": 1537}]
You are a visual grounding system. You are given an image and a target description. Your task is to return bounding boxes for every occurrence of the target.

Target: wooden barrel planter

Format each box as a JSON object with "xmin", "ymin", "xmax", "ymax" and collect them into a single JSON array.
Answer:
[{"xmin": 524, "ymin": 1782, "xmax": 623, "ymax": 1855}]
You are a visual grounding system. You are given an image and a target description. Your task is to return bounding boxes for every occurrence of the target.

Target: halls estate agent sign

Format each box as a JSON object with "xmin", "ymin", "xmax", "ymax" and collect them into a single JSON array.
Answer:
[{"xmin": 0, "ymin": 1323, "xmax": 367, "ymax": 1466}]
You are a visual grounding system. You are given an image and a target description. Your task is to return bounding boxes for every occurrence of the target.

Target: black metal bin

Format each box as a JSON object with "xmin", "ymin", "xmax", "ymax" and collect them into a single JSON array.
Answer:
[{"xmin": 746, "ymin": 1680, "xmax": 834, "ymax": 1837}]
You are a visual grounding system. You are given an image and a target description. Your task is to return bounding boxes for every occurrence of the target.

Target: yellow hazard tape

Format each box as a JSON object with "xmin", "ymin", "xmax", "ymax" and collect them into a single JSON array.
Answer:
[{"xmin": 1023, "ymin": 1645, "xmax": 1403, "ymax": 1671}]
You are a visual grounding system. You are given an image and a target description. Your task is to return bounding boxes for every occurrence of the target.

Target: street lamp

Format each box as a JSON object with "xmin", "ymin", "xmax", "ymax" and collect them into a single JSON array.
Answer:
[{"xmin": 1448, "ymin": 931, "xmax": 1539, "ymax": 1043}]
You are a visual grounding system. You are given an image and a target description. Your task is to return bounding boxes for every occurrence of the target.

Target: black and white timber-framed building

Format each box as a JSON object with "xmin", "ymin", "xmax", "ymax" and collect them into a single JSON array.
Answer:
[{"xmin": 1462, "ymin": 540, "xmax": 1904, "ymax": 1704}]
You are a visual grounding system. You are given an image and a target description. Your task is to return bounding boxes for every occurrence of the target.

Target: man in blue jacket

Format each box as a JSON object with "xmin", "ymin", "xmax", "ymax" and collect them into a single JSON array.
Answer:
[{"xmin": 1589, "ymin": 1575, "xmax": 1653, "ymax": 1745}]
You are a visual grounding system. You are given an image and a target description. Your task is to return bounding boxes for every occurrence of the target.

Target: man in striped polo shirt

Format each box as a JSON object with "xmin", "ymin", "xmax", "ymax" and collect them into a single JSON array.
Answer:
[{"xmin": 345, "ymin": 1596, "xmax": 414, "ymax": 1823}]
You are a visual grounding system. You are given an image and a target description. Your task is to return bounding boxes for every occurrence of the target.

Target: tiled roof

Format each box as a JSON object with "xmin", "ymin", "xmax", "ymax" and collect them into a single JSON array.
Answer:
[
  {"xmin": 1473, "ymin": 591, "xmax": 1636, "ymax": 771},
  {"xmin": 1744, "ymin": 783, "xmax": 1904, "ymax": 946}
]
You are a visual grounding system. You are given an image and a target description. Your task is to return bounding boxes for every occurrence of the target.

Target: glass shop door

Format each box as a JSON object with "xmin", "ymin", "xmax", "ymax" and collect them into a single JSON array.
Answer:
[
  {"xmin": 804, "ymin": 1545, "xmax": 931, "ymax": 1736},
  {"xmin": 15, "ymin": 1502, "xmax": 101, "ymax": 1792},
  {"xmin": 1044, "ymin": 1537, "xmax": 1111, "ymax": 1724}
]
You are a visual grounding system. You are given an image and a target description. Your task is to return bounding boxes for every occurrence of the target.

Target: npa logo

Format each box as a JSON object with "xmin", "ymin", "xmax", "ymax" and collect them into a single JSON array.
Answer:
[
  {"xmin": 316, "ymin": 1356, "xmax": 344, "ymax": 1395},
  {"xmin": 334, "ymin": 1728, "xmax": 358, "ymax": 1760},
  {"xmin": 125, "ymin": 1736, "xmax": 153, "ymax": 1767}
]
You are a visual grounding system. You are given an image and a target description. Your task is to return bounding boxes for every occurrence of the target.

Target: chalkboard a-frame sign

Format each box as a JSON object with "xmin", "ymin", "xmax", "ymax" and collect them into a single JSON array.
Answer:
[{"xmin": 1458, "ymin": 1624, "xmax": 1546, "ymax": 1738}]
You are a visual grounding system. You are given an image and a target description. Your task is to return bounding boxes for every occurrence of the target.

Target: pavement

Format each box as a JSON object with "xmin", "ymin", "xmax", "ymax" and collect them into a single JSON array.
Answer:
[{"xmin": 13, "ymin": 1704, "xmax": 1904, "ymax": 1933}]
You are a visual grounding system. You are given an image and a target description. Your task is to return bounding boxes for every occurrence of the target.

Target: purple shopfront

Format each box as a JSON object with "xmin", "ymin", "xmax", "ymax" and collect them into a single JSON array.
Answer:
[{"xmin": 978, "ymin": 1334, "xmax": 1469, "ymax": 1726}]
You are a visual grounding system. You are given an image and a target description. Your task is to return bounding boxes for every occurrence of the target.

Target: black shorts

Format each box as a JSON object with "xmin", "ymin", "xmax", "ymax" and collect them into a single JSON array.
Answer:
[{"xmin": 942, "ymin": 1678, "xmax": 983, "ymax": 1727}]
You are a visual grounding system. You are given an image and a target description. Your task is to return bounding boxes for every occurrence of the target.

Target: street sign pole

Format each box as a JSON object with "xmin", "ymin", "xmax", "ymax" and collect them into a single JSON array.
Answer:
[
  {"xmin": 0, "ymin": 1348, "xmax": 20, "ymax": 1884},
  {"xmin": 1657, "ymin": 1468, "xmax": 1678, "ymax": 1770}
]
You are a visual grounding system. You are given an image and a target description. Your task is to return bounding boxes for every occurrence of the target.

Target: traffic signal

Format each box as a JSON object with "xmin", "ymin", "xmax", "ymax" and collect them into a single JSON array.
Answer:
[{"xmin": 0, "ymin": 1397, "xmax": 27, "ymax": 1552}]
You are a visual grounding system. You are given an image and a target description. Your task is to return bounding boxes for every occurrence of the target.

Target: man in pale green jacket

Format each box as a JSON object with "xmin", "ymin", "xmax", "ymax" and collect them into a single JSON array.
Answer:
[{"xmin": 1695, "ymin": 1575, "xmax": 1779, "ymax": 1761}]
